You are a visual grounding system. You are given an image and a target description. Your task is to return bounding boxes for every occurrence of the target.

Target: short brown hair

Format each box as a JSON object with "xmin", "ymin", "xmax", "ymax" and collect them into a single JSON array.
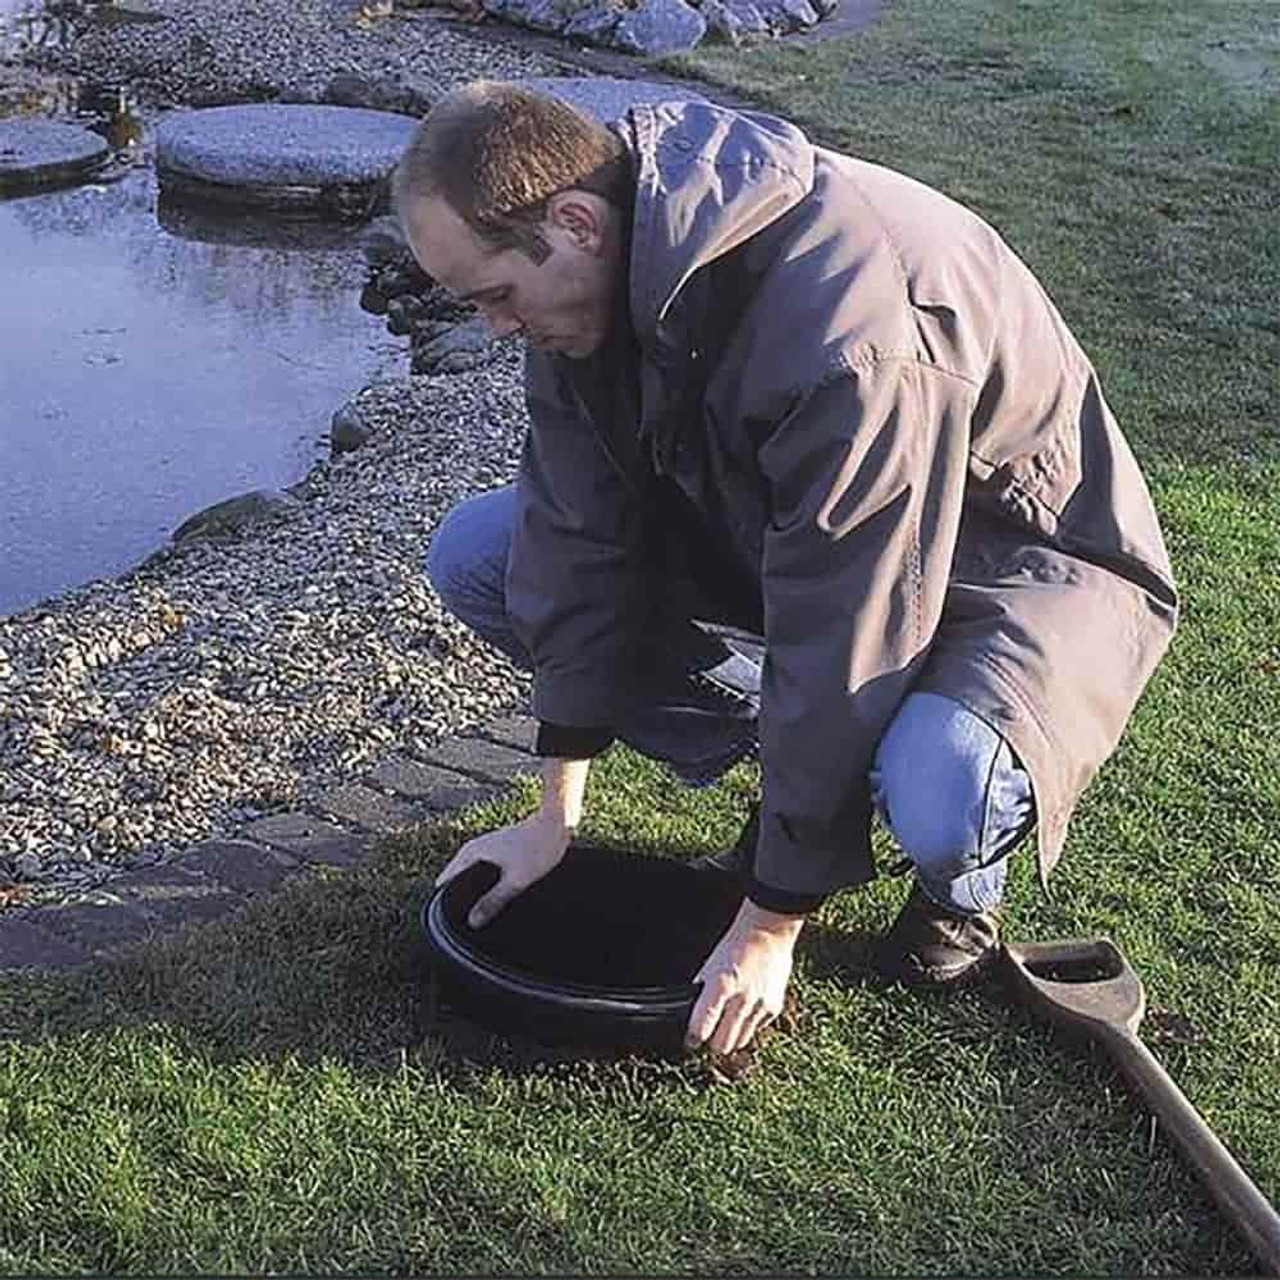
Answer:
[{"xmin": 393, "ymin": 80, "xmax": 630, "ymax": 263}]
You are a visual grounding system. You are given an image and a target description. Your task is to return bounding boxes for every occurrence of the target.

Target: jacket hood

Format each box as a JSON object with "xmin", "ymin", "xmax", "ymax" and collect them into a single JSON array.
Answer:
[{"xmin": 616, "ymin": 101, "xmax": 815, "ymax": 341}]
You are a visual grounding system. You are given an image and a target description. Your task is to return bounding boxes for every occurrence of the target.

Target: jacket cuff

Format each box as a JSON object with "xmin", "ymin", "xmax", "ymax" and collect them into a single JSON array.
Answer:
[
  {"xmin": 745, "ymin": 876, "xmax": 826, "ymax": 916},
  {"xmin": 532, "ymin": 673, "xmax": 637, "ymax": 731},
  {"xmin": 535, "ymin": 721, "xmax": 615, "ymax": 759}
]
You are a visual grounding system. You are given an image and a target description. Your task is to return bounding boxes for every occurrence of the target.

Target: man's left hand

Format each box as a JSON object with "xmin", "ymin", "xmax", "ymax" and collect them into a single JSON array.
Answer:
[{"xmin": 686, "ymin": 900, "xmax": 805, "ymax": 1055}]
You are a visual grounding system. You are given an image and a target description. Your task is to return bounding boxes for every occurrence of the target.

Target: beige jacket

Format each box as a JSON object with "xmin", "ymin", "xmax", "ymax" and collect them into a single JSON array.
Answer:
[{"xmin": 508, "ymin": 101, "xmax": 1178, "ymax": 905}]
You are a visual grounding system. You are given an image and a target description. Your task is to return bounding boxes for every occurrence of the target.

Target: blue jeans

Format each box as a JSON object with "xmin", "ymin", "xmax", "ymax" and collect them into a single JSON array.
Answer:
[{"xmin": 426, "ymin": 485, "xmax": 1035, "ymax": 915}]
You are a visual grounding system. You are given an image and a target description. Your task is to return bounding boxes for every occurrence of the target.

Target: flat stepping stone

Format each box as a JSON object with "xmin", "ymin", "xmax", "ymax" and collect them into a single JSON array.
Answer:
[
  {"xmin": 156, "ymin": 104, "xmax": 420, "ymax": 216},
  {"xmin": 0, "ymin": 119, "xmax": 111, "ymax": 195},
  {"xmin": 519, "ymin": 76, "xmax": 708, "ymax": 123}
]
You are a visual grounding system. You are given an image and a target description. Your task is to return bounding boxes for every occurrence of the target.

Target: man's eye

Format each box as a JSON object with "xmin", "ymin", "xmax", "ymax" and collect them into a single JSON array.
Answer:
[{"xmin": 480, "ymin": 289, "xmax": 510, "ymax": 305}]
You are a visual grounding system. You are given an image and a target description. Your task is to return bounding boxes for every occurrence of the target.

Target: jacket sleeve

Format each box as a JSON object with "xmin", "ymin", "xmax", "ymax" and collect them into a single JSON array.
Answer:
[
  {"xmin": 748, "ymin": 355, "xmax": 967, "ymax": 910},
  {"xmin": 508, "ymin": 350, "xmax": 652, "ymax": 729}
]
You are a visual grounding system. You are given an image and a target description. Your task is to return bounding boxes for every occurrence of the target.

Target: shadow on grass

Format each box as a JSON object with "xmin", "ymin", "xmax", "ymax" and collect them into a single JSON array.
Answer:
[
  {"xmin": 3, "ymin": 818, "xmax": 1054, "ymax": 1087},
  {"xmin": 1, "ymin": 818, "xmax": 844, "ymax": 1087}
]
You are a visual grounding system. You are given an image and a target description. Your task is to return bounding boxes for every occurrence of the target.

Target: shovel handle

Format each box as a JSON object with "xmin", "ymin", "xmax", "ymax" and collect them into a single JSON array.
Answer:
[{"xmin": 1103, "ymin": 1025, "xmax": 1280, "ymax": 1275}]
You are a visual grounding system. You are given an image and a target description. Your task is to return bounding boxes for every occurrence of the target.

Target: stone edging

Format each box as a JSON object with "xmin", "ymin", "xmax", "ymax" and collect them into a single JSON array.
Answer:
[{"xmin": 0, "ymin": 711, "xmax": 539, "ymax": 974}]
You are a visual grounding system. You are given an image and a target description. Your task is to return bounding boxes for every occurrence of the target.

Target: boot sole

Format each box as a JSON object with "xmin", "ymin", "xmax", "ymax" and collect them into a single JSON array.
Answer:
[{"xmin": 875, "ymin": 941, "xmax": 999, "ymax": 988}]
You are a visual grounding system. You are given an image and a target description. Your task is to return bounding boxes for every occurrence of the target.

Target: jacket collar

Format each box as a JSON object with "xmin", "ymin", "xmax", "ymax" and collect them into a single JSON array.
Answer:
[{"xmin": 615, "ymin": 101, "xmax": 816, "ymax": 347}]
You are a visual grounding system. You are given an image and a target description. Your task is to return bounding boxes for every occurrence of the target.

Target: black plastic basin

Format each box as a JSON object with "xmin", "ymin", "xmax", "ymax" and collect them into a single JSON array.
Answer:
[{"xmin": 421, "ymin": 842, "xmax": 745, "ymax": 1054}]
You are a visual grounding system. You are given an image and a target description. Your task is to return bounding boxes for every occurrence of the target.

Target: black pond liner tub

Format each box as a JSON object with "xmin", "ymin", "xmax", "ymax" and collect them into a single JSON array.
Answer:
[{"xmin": 421, "ymin": 842, "xmax": 745, "ymax": 1055}]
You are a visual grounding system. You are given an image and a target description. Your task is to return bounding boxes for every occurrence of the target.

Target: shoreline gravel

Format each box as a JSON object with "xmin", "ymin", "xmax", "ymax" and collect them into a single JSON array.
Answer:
[
  {"xmin": 1, "ymin": 0, "xmax": 573, "ymax": 901},
  {"xmin": 2, "ymin": 360, "xmax": 537, "ymax": 903}
]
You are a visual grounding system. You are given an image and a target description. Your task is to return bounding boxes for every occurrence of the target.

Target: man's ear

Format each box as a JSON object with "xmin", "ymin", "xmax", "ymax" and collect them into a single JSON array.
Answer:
[{"xmin": 546, "ymin": 190, "xmax": 609, "ymax": 254}]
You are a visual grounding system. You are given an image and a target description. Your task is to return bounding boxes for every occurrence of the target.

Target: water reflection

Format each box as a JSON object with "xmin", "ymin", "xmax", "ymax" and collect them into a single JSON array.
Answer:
[
  {"xmin": 8, "ymin": 177, "xmax": 371, "ymax": 328},
  {"xmin": 0, "ymin": 163, "xmax": 405, "ymax": 617}
]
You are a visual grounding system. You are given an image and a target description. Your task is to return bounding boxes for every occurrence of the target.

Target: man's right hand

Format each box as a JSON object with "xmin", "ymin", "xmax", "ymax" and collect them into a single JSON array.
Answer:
[{"xmin": 434, "ymin": 810, "xmax": 573, "ymax": 928}]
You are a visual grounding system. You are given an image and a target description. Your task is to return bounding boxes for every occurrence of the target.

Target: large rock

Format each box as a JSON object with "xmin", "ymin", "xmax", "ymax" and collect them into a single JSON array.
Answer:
[
  {"xmin": 156, "ymin": 104, "xmax": 420, "ymax": 216},
  {"xmin": 330, "ymin": 400, "xmax": 377, "ymax": 455},
  {"xmin": 481, "ymin": 0, "xmax": 570, "ymax": 30},
  {"xmin": 762, "ymin": 0, "xmax": 820, "ymax": 30},
  {"xmin": 173, "ymin": 490, "xmax": 301, "ymax": 542},
  {"xmin": 612, "ymin": 0, "xmax": 707, "ymax": 53},
  {"xmin": 411, "ymin": 317, "xmax": 501, "ymax": 375},
  {"xmin": 562, "ymin": 1, "xmax": 625, "ymax": 42},
  {"xmin": 480, "ymin": 0, "xmax": 846, "ymax": 49},
  {"xmin": 720, "ymin": 0, "xmax": 771, "ymax": 33},
  {"xmin": 695, "ymin": 0, "xmax": 746, "ymax": 42},
  {"xmin": 488, "ymin": 0, "xmax": 708, "ymax": 51},
  {"xmin": 493, "ymin": 0, "xmax": 571, "ymax": 31},
  {"xmin": 0, "ymin": 119, "xmax": 111, "ymax": 195},
  {"xmin": 322, "ymin": 72, "xmax": 433, "ymax": 117}
]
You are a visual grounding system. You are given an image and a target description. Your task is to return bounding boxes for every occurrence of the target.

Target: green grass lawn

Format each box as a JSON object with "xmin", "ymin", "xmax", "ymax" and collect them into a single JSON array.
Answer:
[{"xmin": 2, "ymin": 0, "xmax": 1278, "ymax": 1273}]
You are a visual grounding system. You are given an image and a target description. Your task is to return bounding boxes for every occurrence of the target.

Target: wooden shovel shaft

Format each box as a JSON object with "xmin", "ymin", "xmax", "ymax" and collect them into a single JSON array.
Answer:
[{"xmin": 1101, "ymin": 1024, "xmax": 1280, "ymax": 1275}]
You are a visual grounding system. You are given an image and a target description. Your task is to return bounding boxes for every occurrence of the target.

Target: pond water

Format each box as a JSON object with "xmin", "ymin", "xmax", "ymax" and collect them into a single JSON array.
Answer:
[
  {"xmin": 0, "ymin": 150, "xmax": 403, "ymax": 619},
  {"xmin": 1, "ymin": 0, "xmax": 408, "ymax": 616}
]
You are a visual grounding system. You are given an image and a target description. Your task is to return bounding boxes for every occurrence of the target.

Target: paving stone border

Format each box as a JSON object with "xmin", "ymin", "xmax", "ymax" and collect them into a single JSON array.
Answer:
[{"xmin": 0, "ymin": 711, "xmax": 539, "ymax": 974}]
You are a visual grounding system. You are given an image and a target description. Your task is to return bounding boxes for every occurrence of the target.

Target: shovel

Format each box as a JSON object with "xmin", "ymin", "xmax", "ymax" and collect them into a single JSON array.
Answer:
[{"xmin": 1001, "ymin": 937, "xmax": 1280, "ymax": 1275}]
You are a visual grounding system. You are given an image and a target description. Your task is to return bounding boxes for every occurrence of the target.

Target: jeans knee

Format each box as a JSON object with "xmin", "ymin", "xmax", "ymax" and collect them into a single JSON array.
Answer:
[
  {"xmin": 423, "ymin": 488, "xmax": 513, "ymax": 622},
  {"xmin": 871, "ymin": 691, "xmax": 1034, "ymax": 884},
  {"xmin": 881, "ymin": 803, "xmax": 983, "ymax": 883},
  {"xmin": 424, "ymin": 506, "xmax": 466, "ymax": 606}
]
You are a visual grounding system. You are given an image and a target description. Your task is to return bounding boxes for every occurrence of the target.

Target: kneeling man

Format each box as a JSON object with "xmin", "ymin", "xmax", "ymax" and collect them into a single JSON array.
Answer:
[{"xmin": 393, "ymin": 82, "xmax": 1178, "ymax": 1055}]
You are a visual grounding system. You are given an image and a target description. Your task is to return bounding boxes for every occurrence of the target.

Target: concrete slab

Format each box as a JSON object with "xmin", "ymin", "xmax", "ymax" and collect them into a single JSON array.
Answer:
[
  {"xmin": 475, "ymin": 713, "xmax": 537, "ymax": 753},
  {"xmin": 240, "ymin": 812, "xmax": 371, "ymax": 868},
  {"xmin": 0, "ymin": 915, "xmax": 93, "ymax": 970},
  {"xmin": 178, "ymin": 839, "xmax": 299, "ymax": 894},
  {"xmin": 368, "ymin": 756, "xmax": 496, "ymax": 810},
  {"xmin": 117, "ymin": 863, "xmax": 242, "ymax": 930},
  {"xmin": 156, "ymin": 104, "xmax": 420, "ymax": 213},
  {"xmin": 34, "ymin": 896, "xmax": 154, "ymax": 956},
  {"xmin": 420, "ymin": 737, "xmax": 539, "ymax": 786},
  {"xmin": 316, "ymin": 782, "xmax": 425, "ymax": 834},
  {"xmin": 0, "ymin": 119, "xmax": 110, "ymax": 195}
]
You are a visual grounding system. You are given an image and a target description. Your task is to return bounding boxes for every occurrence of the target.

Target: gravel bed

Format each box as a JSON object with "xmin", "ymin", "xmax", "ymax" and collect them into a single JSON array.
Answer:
[
  {"xmin": 1, "ymin": 350, "xmax": 535, "ymax": 903},
  {"xmin": 0, "ymin": 0, "xmax": 581, "ymax": 903},
  {"xmin": 32, "ymin": 0, "xmax": 565, "ymax": 110}
]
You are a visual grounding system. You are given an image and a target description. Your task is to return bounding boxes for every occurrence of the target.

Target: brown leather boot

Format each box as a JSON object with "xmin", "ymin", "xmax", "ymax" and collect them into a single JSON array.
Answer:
[{"xmin": 875, "ymin": 881, "xmax": 1001, "ymax": 986}]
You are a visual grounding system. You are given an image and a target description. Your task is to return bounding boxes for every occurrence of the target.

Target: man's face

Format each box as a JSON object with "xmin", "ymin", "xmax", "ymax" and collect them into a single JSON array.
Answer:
[{"xmin": 403, "ymin": 193, "xmax": 619, "ymax": 360}]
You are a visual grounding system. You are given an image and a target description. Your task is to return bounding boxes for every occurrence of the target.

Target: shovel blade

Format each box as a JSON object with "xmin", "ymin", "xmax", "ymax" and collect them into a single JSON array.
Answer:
[{"xmin": 1002, "ymin": 937, "xmax": 1145, "ymax": 1042}]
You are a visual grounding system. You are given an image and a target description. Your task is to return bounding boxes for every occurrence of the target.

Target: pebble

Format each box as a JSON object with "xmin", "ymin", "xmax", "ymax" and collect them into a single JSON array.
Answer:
[{"xmin": 15, "ymin": 853, "xmax": 43, "ymax": 879}]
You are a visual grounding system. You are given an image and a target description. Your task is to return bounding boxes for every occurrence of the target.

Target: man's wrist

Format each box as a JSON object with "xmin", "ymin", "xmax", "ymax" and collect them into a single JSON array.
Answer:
[
  {"xmin": 737, "ymin": 897, "xmax": 806, "ymax": 939},
  {"xmin": 532, "ymin": 806, "xmax": 577, "ymax": 838},
  {"xmin": 537, "ymin": 756, "xmax": 590, "ymax": 835}
]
